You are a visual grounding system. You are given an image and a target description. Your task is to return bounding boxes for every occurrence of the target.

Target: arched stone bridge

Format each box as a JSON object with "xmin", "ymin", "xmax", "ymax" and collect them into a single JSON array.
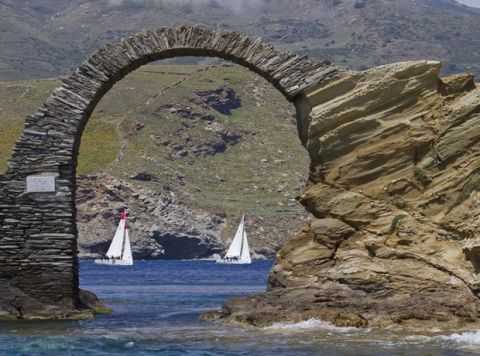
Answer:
[{"xmin": 0, "ymin": 26, "xmax": 339, "ymax": 318}]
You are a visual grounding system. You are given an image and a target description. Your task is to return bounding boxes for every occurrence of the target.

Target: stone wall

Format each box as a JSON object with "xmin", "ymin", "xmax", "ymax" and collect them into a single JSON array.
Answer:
[{"xmin": 0, "ymin": 26, "xmax": 335, "ymax": 318}]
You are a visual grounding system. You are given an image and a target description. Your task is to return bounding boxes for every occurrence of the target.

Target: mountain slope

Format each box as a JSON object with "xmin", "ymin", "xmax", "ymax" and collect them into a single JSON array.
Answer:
[{"xmin": 1, "ymin": 0, "xmax": 480, "ymax": 81}]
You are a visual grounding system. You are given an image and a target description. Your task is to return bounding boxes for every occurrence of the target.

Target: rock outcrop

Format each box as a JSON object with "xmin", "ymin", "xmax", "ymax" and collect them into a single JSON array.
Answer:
[
  {"xmin": 0, "ymin": 280, "xmax": 101, "ymax": 321},
  {"xmin": 154, "ymin": 86, "xmax": 244, "ymax": 159},
  {"xmin": 209, "ymin": 61, "xmax": 480, "ymax": 332},
  {"xmin": 195, "ymin": 86, "xmax": 242, "ymax": 115}
]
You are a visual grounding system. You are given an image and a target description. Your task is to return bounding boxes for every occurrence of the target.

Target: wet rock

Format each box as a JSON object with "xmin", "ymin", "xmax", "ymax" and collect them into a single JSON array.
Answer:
[
  {"xmin": 79, "ymin": 289, "xmax": 112, "ymax": 314},
  {"xmin": 252, "ymin": 246, "xmax": 277, "ymax": 259},
  {"xmin": 0, "ymin": 280, "xmax": 96, "ymax": 321},
  {"xmin": 149, "ymin": 231, "xmax": 224, "ymax": 259},
  {"xmin": 133, "ymin": 237, "xmax": 165, "ymax": 259}
]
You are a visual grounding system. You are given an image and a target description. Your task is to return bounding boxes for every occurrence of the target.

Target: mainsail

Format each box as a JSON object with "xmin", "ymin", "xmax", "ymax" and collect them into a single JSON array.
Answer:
[
  {"xmin": 224, "ymin": 214, "xmax": 245, "ymax": 259},
  {"xmin": 95, "ymin": 210, "xmax": 134, "ymax": 266},
  {"xmin": 218, "ymin": 214, "xmax": 251, "ymax": 264},
  {"xmin": 106, "ymin": 214, "xmax": 126, "ymax": 258}
]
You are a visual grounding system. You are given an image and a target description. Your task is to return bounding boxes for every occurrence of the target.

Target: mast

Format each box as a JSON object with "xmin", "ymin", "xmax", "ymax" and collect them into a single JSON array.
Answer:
[{"xmin": 239, "ymin": 213, "xmax": 245, "ymax": 257}]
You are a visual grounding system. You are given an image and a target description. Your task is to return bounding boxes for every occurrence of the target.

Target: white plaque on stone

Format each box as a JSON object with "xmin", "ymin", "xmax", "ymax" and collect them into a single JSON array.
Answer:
[{"xmin": 26, "ymin": 175, "xmax": 56, "ymax": 193}]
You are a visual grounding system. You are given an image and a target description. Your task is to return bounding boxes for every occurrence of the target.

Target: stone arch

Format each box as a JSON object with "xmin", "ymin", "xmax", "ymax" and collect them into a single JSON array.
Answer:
[{"xmin": 0, "ymin": 26, "xmax": 339, "ymax": 318}]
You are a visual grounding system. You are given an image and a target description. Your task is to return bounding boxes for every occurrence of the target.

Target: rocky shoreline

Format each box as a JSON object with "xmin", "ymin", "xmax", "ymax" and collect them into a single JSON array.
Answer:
[
  {"xmin": 0, "ymin": 285, "xmax": 110, "ymax": 321},
  {"xmin": 204, "ymin": 61, "xmax": 480, "ymax": 333}
]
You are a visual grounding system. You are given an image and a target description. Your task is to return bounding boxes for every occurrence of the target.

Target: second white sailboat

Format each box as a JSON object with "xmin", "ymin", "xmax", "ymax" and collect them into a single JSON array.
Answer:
[{"xmin": 216, "ymin": 214, "xmax": 251, "ymax": 264}]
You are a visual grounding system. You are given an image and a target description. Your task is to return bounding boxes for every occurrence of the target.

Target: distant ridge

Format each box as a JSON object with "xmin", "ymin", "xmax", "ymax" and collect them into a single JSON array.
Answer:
[
  {"xmin": 455, "ymin": 0, "xmax": 480, "ymax": 9},
  {"xmin": 1, "ymin": 0, "xmax": 480, "ymax": 81}
]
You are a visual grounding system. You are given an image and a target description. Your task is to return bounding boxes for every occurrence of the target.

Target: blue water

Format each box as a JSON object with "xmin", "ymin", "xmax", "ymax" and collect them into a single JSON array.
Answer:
[{"xmin": 1, "ymin": 260, "xmax": 480, "ymax": 355}]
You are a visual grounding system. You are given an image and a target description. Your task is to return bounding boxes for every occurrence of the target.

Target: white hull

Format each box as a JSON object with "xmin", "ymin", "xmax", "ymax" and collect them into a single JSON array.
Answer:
[
  {"xmin": 215, "ymin": 259, "xmax": 251, "ymax": 264},
  {"xmin": 94, "ymin": 258, "xmax": 133, "ymax": 266}
]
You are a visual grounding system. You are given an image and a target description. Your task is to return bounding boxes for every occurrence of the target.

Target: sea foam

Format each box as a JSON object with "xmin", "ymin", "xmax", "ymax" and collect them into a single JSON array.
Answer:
[
  {"xmin": 264, "ymin": 318, "xmax": 359, "ymax": 333},
  {"xmin": 437, "ymin": 330, "xmax": 480, "ymax": 344}
]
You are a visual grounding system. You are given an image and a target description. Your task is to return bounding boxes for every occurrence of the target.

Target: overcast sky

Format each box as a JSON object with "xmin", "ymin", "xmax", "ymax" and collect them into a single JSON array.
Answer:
[{"xmin": 456, "ymin": 0, "xmax": 480, "ymax": 8}]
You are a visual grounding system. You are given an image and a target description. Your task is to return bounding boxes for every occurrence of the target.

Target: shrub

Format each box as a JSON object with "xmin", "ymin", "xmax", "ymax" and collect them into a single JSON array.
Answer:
[
  {"xmin": 389, "ymin": 214, "xmax": 407, "ymax": 234},
  {"xmin": 414, "ymin": 167, "xmax": 432, "ymax": 187}
]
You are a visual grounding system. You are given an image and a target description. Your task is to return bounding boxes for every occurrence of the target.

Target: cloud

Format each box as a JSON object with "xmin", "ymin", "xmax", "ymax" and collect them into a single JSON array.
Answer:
[{"xmin": 456, "ymin": 0, "xmax": 480, "ymax": 8}]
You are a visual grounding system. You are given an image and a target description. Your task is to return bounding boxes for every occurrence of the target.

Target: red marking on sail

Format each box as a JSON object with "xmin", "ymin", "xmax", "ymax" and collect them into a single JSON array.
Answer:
[{"xmin": 122, "ymin": 210, "xmax": 128, "ymax": 228}]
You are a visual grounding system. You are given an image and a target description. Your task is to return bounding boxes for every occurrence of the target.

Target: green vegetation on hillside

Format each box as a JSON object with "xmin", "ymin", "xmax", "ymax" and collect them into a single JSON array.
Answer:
[
  {"xmin": 0, "ymin": 79, "xmax": 59, "ymax": 171},
  {"xmin": 77, "ymin": 118, "xmax": 121, "ymax": 176},
  {"xmin": 0, "ymin": 119, "xmax": 23, "ymax": 172},
  {"xmin": 0, "ymin": 63, "xmax": 309, "ymax": 248},
  {"xmin": 0, "ymin": 80, "xmax": 121, "ymax": 174}
]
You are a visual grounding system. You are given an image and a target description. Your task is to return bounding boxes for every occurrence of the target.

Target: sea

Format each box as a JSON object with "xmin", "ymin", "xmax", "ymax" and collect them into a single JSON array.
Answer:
[{"xmin": 1, "ymin": 260, "xmax": 480, "ymax": 355}]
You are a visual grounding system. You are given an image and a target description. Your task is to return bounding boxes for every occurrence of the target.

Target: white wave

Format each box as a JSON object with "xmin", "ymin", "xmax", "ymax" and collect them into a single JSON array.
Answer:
[
  {"xmin": 264, "ymin": 318, "xmax": 360, "ymax": 333},
  {"xmin": 438, "ymin": 330, "xmax": 480, "ymax": 344}
]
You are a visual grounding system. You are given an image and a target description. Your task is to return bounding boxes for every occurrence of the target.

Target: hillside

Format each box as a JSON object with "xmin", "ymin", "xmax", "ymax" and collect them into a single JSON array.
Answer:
[
  {"xmin": 1, "ymin": 0, "xmax": 480, "ymax": 81},
  {"xmin": 0, "ymin": 63, "xmax": 309, "ymax": 258}
]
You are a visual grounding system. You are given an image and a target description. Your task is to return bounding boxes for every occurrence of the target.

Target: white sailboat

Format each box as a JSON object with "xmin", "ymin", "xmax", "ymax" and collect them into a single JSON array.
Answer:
[
  {"xmin": 94, "ymin": 210, "xmax": 133, "ymax": 266},
  {"xmin": 216, "ymin": 214, "xmax": 251, "ymax": 264}
]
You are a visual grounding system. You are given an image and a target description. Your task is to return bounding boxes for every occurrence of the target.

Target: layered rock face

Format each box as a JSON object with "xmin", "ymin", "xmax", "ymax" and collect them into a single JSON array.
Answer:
[{"xmin": 215, "ymin": 61, "xmax": 480, "ymax": 332}]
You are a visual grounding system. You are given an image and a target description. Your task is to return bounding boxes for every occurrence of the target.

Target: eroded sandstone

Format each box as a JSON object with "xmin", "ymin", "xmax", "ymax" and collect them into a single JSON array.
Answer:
[{"xmin": 211, "ymin": 61, "xmax": 480, "ymax": 332}]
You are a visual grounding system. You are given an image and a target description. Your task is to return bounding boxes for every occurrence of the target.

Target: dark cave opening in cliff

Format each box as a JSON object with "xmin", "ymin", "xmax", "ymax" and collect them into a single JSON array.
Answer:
[{"xmin": 75, "ymin": 58, "xmax": 310, "ymax": 266}]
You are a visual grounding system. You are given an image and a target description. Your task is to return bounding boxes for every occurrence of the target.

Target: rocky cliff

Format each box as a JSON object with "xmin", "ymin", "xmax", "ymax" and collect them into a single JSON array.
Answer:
[
  {"xmin": 76, "ymin": 174, "xmax": 227, "ymax": 260},
  {"xmin": 208, "ymin": 61, "xmax": 480, "ymax": 332}
]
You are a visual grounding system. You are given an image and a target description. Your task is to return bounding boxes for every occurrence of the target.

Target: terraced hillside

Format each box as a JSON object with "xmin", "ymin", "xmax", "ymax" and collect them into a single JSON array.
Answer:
[{"xmin": 0, "ymin": 63, "xmax": 310, "ymax": 259}]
